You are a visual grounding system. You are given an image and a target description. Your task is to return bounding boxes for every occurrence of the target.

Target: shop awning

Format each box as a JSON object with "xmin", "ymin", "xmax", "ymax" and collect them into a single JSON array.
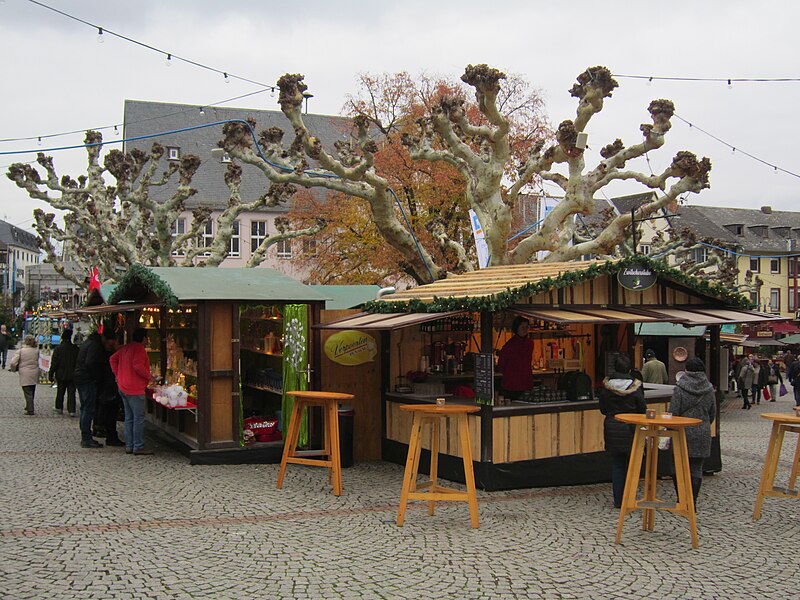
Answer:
[
  {"xmin": 70, "ymin": 302, "xmax": 163, "ymax": 316},
  {"xmin": 507, "ymin": 305, "xmax": 784, "ymax": 326},
  {"xmin": 742, "ymin": 338, "xmax": 786, "ymax": 347},
  {"xmin": 719, "ymin": 332, "xmax": 748, "ymax": 344},
  {"xmin": 315, "ymin": 311, "xmax": 467, "ymax": 331},
  {"xmin": 778, "ymin": 333, "xmax": 800, "ymax": 345},
  {"xmin": 635, "ymin": 323, "xmax": 706, "ymax": 337},
  {"xmin": 772, "ymin": 321, "xmax": 800, "ymax": 334},
  {"xmin": 509, "ymin": 306, "xmax": 661, "ymax": 324}
]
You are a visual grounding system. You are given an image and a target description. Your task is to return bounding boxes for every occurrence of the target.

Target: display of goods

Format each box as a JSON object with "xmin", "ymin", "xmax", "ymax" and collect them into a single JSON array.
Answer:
[{"xmin": 243, "ymin": 416, "xmax": 282, "ymax": 443}]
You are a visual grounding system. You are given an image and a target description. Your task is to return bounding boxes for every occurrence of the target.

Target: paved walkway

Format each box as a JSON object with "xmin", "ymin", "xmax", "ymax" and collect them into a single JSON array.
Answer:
[{"xmin": 1, "ymin": 355, "xmax": 799, "ymax": 599}]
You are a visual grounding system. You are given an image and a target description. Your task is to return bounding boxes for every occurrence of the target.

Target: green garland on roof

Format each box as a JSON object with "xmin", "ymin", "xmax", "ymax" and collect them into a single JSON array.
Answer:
[
  {"xmin": 107, "ymin": 264, "xmax": 179, "ymax": 307},
  {"xmin": 364, "ymin": 255, "xmax": 754, "ymax": 314}
]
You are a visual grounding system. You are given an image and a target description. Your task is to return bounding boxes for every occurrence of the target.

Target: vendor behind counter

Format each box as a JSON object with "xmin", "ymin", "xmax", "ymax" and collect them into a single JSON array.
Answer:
[{"xmin": 497, "ymin": 316, "xmax": 534, "ymax": 400}]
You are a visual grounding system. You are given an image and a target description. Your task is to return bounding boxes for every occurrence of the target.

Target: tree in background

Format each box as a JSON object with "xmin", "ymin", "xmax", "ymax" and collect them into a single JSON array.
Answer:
[
  {"xmin": 221, "ymin": 65, "xmax": 710, "ymax": 284},
  {"xmin": 6, "ymin": 132, "xmax": 322, "ymax": 287}
]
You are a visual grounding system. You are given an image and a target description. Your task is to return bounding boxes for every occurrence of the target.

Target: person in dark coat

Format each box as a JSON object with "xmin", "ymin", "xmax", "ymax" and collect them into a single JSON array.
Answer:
[
  {"xmin": 95, "ymin": 334, "xmax": 124, "ymax": 446},
  {"xmin": 669, "ymin": 357, "xmax": 716, "ymax": 508},
  {"xmin": 74, "ymin": 329, "xmax": 117, "ymax": 448},
  {"xmin": 49, "ymin": 328, "xmax": 79, "ymax": 416},
  {"xmin": 598, "ymin": 354, "xmax": 647, "ymax": 509},
  {"xmin": 0, "ymin": 324, "xmax": 9, "ymax": 369},
  {"xmin": 752, "ymin": 359, "xmax": 769, "ymax": 405}
]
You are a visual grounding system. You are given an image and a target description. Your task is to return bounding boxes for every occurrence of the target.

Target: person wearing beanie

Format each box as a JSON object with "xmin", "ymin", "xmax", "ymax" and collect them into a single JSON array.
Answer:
[
  {"xmin": 641, "ymin": 349, "xmax": 668, "ymax": 385},
  {"xmin": 669, "ymin": 356, "xmax": 715, "ymax": 507}
]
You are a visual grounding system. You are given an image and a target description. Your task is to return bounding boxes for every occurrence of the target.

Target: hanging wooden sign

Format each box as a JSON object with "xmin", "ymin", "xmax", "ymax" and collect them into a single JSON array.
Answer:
[{"xmin": 324, "ymin": 330, "xmax": 377, "ymax": 366}]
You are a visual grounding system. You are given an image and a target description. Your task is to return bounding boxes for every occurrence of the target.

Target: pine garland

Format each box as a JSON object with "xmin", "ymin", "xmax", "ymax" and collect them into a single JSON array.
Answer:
[
  {"xmin": 364, "ymin": 256, "xmax": 753, "ymax": 313},
  {"xmin": 107, "ymin": 264, "xmax": 178, "ymax": 307}
]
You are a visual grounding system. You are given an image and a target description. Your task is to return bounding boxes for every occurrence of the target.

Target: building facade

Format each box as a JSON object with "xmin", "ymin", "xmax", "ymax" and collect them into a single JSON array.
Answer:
[{"xmin": 0, "ymin": 219, "xmax": 41, "ymax": 308}]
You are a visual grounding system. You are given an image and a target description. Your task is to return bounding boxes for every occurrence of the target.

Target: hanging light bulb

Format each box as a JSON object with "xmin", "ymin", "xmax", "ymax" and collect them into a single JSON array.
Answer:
[
  {"xmin": 774, "ymin": 166, "xmax": 779, "ymax": 175},
  {"xmin": 114, "ymin": 125, "xmax": 119, "ymax": 136},
  {"xmin": 731, "ymin": 147, "xmax": 736, "ymax": 154},
  {"xmin": 727, "ymin": 79, "xmax": 732, "ymax": 89},
  {"xmin": 646, "ymin": 77, "xmax": 653, "ymax": 87},
  {"xmin": 37, "ymin": 137, "xmax": 42, "ymax": 146},
  {"xmin": 165, "ymin": 53, "xmax": 172, "ymax": 67},
  {"xmin": 97, "ymin": 27, "xmax": 104, "ymax": 44},
  {"xmin": 224, "ymin": 72, "xmax": 230, "ymax": 84},
  {"xmin": 199, "ymin": 106, "xmax": 205, "ymax": 115}
]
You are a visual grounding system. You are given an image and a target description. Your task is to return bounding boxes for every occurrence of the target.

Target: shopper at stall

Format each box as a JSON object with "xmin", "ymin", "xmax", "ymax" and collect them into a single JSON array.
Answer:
[
  {"xmin": 669, "ymin": 357, "xmax": 715, "ymax": 508},
  {"xmin": 738, "ymin": 356, "xmax": 755, "ymax": 409},
  {"xmin": 0, "ymin": 324, "xmax": 9, "ymax": 369},
  {"xmin": 49, "ymin": 328, "xmax": 79, "ymax": 416},
  {"xmin": 110, "ymin": 328, "xmax": 154, "ymax": 456},
  {"xmin": 9, "ymin": 335, "xmax": 40, "ymax": 416},
  {"xmin": 598, "ymin": 353, "xmax": 647, "ymax": 509},
  {"xmin": 496, "ymin": 316, "xmax": 534, "ymax": 400},
  {"xmin": 787, "ymin": 354, "xmax": 800, "ymax": 407},
  {"xmin": 641, "ymin": 349, "xmax": 668, "ymax": 384},
  {"xmin": 766, "ymin": 359, "xmax": 782, "ymax": 402},
  {"xmin": 97, "ymin": 334, "xmax": 124, "ymax": 447},
  {"xmin": 74, "ymin": 329, "xmax": 117, "ymax": 448}
]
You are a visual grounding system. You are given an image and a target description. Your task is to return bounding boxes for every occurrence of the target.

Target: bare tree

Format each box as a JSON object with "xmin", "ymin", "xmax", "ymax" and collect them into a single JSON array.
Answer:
[
  {"xmin": 221, "ymin": 65, "xmax": 710, "ymax": 283},
  {"xmin": 6, "ymin": 131, "xmax": 321, "ymax": 287}
]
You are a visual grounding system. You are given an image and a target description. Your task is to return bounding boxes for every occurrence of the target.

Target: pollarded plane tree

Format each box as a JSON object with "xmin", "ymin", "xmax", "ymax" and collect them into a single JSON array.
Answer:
[{"xmin": 6, "ymin": 131, "xmax": 322, "ymax": 287}]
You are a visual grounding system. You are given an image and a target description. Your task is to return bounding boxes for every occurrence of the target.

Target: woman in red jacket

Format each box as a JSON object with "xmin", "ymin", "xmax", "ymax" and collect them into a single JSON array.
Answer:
[
  {"xmin": 497, "ymin": 316, "xmax": 534, "ymax": 400},
  {"xmin": 110, "ymin": 328, "xmax": 154, "ymax": 455}
]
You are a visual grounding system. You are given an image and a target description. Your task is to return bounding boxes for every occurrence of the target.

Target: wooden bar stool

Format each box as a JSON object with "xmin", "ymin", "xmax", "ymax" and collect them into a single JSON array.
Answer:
[
  {"xmin": 396, "ymin": 403, "xmax": 481, "ymax": 529},
  {"xmin": 752, "ymin": 412, "xmax": 800, "ymax": 520},
  {"xmin": 276, "ymin": 390, "xmax": 354, "ymax": 497},
  {"xmin": 614, "ymin": 413, "xmax": 702, "ymax": 548}
]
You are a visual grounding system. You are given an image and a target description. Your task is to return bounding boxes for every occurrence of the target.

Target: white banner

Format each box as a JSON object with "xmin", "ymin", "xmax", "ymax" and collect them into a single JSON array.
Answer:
[{"xmin": 469, "ymin": 210, "xmax": 490, "ymax": 268}]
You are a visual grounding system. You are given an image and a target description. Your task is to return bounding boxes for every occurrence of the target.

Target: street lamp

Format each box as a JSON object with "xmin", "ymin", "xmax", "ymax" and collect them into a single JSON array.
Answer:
[{"xmin": 302, "ymin": 92, "xmax": 314, "ymax": 115}]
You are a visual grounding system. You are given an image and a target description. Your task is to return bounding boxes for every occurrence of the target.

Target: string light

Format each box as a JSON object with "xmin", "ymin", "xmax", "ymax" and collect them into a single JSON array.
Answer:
[
  {"xmin": 114, "ymin": 125, "xmax": 119, "ymax": 136},
  {"xmin": 165, "ymin": 53, "xmax": 172, "ymax": 68},
  {"xmin": 199, "ymin": 107, "xmax": 205, "ymax": 115},
  {"xmin": 96, "ymin": 27, "xmax": 104, "ymax": 44},
  {"xmin": 614, "ymin": 73, "xmax": 800, "ymax": 83},
  {"xmin": 224, "ymin": 72, "xmax": 230, "ymax": 84}
]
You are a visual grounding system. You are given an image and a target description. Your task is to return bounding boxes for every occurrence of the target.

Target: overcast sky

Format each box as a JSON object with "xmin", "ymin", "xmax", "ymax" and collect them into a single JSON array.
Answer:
[{"xmin": 1, "ymin": 0, "xmax": 798, "ymax": 234}]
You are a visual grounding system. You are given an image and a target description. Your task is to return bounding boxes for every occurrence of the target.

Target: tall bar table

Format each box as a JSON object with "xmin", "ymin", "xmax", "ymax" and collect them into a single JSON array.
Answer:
[{"xmin": 752, "ymin": 412, "xmax": 800, "ymax": 521}]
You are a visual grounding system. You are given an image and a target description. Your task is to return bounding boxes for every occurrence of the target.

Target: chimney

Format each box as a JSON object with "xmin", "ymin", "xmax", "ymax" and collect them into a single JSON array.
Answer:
[{"xmin": 761, "ymin": 206, "xmax": 772, "ymax": 214}]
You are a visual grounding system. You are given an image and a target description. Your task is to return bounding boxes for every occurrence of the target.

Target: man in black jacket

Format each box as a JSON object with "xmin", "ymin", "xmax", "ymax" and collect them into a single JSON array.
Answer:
[
  {"xmin": 49, "ymin": 329, "xmax": 79, "ymax": 416},
  {"xmin": 74, "ymin": 329, "xmax": 117, "ymax": 448}
]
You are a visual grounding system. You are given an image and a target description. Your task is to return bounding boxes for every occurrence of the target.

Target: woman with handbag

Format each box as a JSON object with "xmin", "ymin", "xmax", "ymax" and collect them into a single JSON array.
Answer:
[
  {"xmin": 669, "ymin": 357, "xmax": 715, "ymax": 508},
  {"xmin": 766, "ymin": 359, "xmax": 782, "ymax": 402},
  {"xmin": 8, "ymin": 335, "xmax": 40, "ymax": 416}
]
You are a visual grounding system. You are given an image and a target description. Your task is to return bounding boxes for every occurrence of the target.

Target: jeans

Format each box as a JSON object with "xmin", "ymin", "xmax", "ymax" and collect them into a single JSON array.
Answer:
[
  {"xmin": 741, "ymin": 387, "xmax": 751, "ymax": 408},
  {"xmin": 120, "ymin": 393, "xmax": 146, "ymax": 451},
  {"xmin": 77, "ymin": 381, "xmax": 98, "ymax": 442},
  {"xmin": 610, "ymin": 451, "xmax": 631, "ymax": 508},
  {"xmin": 751, "ymin": 385, "xmax": 762, "ymax": 403},
  {"xmin": 0, "ymin": 347, "xmax": 7, "ymax": 368},
  {"xmin": 55, "ymin": 379, "xmax": 77, "ymax": 413},
  {"xmin": 794, "ymin": 383, "xmax": 800, "ymax": 407}
]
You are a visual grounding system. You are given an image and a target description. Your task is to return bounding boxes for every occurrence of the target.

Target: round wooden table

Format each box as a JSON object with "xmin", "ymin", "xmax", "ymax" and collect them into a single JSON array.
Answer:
[
  {"xmin": 276, "ymin": 390, "xmax": 354, "ymax": 497},
  {"xmin": 396, "ymin": 403, "xmax": 481, "ymax": 529},
  {"xmin": 752, "ymin": 412, "xmax": 800, "ymax": 520},
  {"xmin": 614, "ymin": 413, "xmax": 702, "ymax": 548}
]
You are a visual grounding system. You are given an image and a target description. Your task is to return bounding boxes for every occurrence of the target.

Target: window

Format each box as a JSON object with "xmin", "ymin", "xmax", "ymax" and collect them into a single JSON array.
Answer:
[
  {"xmin": 250, "ymin": 220, "xmax": 268, "ymax": 253},
  {"xmin": 790, "ymin": 287, "xmax": 798, "ymax": 312},
  {"xmin": 770, "ymin": 258, "xmax": 781, "ymax": 274},
  {"xmin": 769, "ymin": 288, "xmax": 780, "ymax": 313},
  {"xmin": 691, "ymin": 247, "xmax": 708, "ymax": 263},
  {"xmin": 638, "ymin": 244, "xmax": 651, "ymax": 256},
  {"xmin": 749, "ymin": 291, "xmax": 759, "ymax": 306},
  {"xmin": 276, "ymin": 238, "xmax": 292, "ymax": 259},
  {"xmin": 750, "ymin": 257, "xmax": 760, "ymax": 273},
  {"xmin": 172, "ymin": 218, "xmax": 186, "ymax": 256},
  {"xmin": 790, "ymin": 259, "xmax": 799, "ymax": 277},
  {"xmin": 167, "ymin": 147, "xmax": 181, "ymax": 161},
  {"xmin": 198, "ymin": 221, "xmax": 214, "ymax": 256},
  {"xmin": 302, "ymin": 238, "xmax": 317, "ymax": 255},
  {"xmin": 229, "ymin": 221, "xmax": 240, "ymax": 257},
  {"xmin": 221, "ymin": 152, "xmax": 231, "ymax": 163}
]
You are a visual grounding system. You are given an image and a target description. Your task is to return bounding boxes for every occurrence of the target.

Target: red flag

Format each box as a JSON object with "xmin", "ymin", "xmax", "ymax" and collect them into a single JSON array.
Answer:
[{"xmin": 88, "ymin": 267, "xmax": 100, "ymax": 293}]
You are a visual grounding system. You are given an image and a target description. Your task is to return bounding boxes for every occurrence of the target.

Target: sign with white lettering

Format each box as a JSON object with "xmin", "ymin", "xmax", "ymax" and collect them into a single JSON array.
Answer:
[{"xmin": 617, "ymin": 263, "xmax": 657, "ymax": 291}]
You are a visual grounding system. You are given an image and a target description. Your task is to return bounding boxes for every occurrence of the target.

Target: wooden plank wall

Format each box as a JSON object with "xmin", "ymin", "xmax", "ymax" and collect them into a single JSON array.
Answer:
[
  {"xmin": 320, "ymin": 309, "xmax": 383, "ymax": 461},
  {"xmin": 385, "ymin": 402, "xmax": 481, "ymax": 461},
  {"xmin": 208, "ymin": 302, "xmax": 234, "ymax": 444}
]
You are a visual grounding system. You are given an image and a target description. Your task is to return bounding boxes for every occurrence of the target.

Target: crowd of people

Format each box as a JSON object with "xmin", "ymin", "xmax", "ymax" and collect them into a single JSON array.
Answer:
[
  {"xmin": 732, "ymin": 352, "xmax": 800, "ymax": 409},
  {"xmin": 5, "ymin": 323, "xmax": 155, "ymax": 456}
]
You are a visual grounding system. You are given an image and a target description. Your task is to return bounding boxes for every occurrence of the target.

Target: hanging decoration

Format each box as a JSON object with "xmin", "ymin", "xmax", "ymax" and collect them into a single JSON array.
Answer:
[{"xmin": 282, "ymin": 304, "xmax": 309, "ymax": 446}]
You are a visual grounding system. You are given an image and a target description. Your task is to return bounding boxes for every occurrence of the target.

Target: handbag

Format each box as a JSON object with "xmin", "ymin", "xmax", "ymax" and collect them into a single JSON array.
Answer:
[
  {"xmin": 780, "ymin": 382, "xmax": 788, "ymax": 397},
  {"xmin": 763, "ymin": 386, "xmax": 771, "ymax": 401}
]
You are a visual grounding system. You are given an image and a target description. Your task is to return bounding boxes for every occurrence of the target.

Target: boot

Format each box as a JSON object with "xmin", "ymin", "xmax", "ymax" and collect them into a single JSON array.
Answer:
[{"xmin": 691, "ymin": 476, "xmax": 702, "ymax": 509}]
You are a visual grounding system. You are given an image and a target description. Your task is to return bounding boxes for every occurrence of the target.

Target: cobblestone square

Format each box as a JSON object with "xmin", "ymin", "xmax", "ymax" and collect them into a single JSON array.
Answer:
[{"xmin": 1, "ymin": 360, "xmax": 799, "ymax": 599}]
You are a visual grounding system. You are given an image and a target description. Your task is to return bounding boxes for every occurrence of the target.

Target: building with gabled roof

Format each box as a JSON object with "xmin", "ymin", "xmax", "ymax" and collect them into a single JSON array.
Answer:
[{"xmin": 0, "ymin": 219, "xmax": 40, "ymax": 304}]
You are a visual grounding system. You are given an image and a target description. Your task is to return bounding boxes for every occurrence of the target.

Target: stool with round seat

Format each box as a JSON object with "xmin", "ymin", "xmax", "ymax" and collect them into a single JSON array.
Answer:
[
  {"xmin": 276, "ymin": 390, "xmax": 354, "ymax": 497},
  {"xmin": 396, "ymin": 403, "xmax": 481, "ymax": 529}
]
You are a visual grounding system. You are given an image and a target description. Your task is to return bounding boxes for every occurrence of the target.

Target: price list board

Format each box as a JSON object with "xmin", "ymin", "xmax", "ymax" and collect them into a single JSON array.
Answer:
[{"xmin": 474, "ymin": 352, "xmax": 495, "ymax": 405}]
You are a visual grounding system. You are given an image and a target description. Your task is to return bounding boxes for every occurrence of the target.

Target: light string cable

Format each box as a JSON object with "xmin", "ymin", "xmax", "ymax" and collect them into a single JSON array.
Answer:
[
  {"xmin": 0, "ymin": 120, "xmax": 434, "ymax": 280},
  {"xmin": 25, "ymin": 0, "xmax": 276, "ymax": 91},
  {"xmin": 612, "ymin": 74, "xmax": 800, "ymax": 83}
]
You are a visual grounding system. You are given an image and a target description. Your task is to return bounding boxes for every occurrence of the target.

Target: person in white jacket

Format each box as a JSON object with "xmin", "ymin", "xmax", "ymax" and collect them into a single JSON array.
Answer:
[{"xmin": 9, "ymin": 335, "xmax": 40, "ymax": 415}]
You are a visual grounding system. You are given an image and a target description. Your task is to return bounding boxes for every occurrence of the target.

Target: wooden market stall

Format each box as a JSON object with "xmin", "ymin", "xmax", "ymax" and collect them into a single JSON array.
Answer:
[
  {"xmin": 83, "ymin": 265, "xmax": 328, "ymax": 464},
  {"xmin": 319, "ymin": 257, "xmax": 786, "ymax": 490}
]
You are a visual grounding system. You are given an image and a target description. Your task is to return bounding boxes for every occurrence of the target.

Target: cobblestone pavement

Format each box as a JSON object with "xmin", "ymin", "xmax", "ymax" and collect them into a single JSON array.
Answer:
[{"xmin": 2, "ymin": 355, "xmax": 800, "ymax": 599}]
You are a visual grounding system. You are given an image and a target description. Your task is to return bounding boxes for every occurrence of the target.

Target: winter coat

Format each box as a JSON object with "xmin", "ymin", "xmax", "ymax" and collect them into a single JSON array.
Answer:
[
  {"xmin": 0, "ymin": 331, "xmax": 8, "ymax": 351},
  {"xmin": 110, "ymin": 342, "xmax": 151, "ymax": 396},
  {"xmin": 767, "ymin": 363, "xmax": 783, "ymax": 384},
  {"xmin": 9, "ymin": 346, "xmax": 40, "ymax": 387},
  {"xmin": 641, "ymin": 358, "xmax": 669, "ymax": 384},
  {"xmin": 752, "ymin": 364, "xmax": 768, "ymax": 389},
  {"xmin": 598, "ymin": 373, "xmax": 647, "ymax": 454},
  {"xmin": 73, "ymin": 333, "xmax": 107, "ymax": 386},
  {"xmin": 738, "ymin": 361, "xmax": 755, "ymax": 390},
  {"xmin": 49, "ymin": 338, "xmax": 79, "ymax": 382},
  {"xmin": 669, "ymin": 370, "xmax": 716, "ymax": 458}
]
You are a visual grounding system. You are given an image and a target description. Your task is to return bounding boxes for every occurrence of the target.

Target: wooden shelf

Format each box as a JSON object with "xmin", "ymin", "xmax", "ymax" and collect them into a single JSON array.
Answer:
[
  {"xmin": 243, "ymin": 382, "xmax": 283, "ymax": 395},
  {"xmin": 241, "ymin": 345, "xmax": 282, "ymax": 357}
]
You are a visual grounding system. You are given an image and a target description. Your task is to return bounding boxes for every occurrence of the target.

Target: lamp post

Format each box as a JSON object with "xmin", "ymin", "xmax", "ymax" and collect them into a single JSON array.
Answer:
[{"xmin": 302, "ymin": 92, "xmax": 314, "ymax": 115}]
